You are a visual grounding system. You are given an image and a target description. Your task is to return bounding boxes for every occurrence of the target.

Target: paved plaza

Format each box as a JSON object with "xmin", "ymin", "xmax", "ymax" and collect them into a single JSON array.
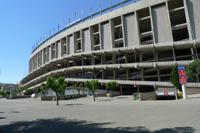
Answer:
[{"xmin": 0, "ymin": 96, "xmax": 200, "ymax": 133}]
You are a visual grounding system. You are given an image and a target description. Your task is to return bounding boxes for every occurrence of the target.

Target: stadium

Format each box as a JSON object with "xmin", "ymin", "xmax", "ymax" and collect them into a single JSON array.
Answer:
[{"xmin": 21, "ymin": 0, "xmax": 200, "ymax": 95}]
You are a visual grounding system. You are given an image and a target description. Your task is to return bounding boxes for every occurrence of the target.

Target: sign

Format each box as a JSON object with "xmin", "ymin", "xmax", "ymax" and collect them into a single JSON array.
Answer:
[{"xmin": 178, "ymin": 66, "xmax": 187, "ymax": 85}]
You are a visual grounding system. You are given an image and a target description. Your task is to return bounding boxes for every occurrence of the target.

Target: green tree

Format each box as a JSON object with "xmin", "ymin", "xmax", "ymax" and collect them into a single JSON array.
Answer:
[
  {"xmin": 40, "ymin": 83, "xmax": 48, "ymax": 96},
  {"xmin": 186, "ymin": 60, "xmax": 200, "ymax": 81},
  {"xmin": 0, "ymin": 91, "xmax": 6, "ymax": 97},
  {"xmin": 171, "ymin": 65, "xmax": 181, "ymax": 90},
  {"xmin": 85, "ymin": 80, "xmax": 99, "ymax": 102},
  {"xmin": 57, "ymin": 77, "xmax": 67, "ymax": 96},
  {"xmin": 73, "ymin": 82, "xmax": 79, "ymax": 94},
  {"xmin": 46, "ymin": 76, "xmax": 67, "ymax": 106},
  {"xmin": 106, "ymin": 81, "xmax": 117, "ymax": 97}
]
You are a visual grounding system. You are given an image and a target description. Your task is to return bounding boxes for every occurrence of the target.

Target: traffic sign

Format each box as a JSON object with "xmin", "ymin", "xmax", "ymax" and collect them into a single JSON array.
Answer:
[{"xmin": 178, "ymin": 66, "xmax": 187, "ymax": 85}]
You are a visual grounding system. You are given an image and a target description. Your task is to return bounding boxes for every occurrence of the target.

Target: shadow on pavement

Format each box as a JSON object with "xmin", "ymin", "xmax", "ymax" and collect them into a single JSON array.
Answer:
[
  {"xmin": 64, "ymin": 104, "xmax": 84, "ymax": 106},
  {"xmin": 0, "ymin": 117, "xmax": 6, "ymax": 120},
  {"xmin": 10, "ymin": 111, "xmax": 20, "ymax": 114},
  {"xmin": 0, "ymin": 118, "xmax": 195, "ymax": 133}
]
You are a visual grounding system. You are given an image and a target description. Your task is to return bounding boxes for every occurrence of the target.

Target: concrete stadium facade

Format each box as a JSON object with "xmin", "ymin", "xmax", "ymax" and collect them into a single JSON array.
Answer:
[{"xmin": 21, "ymin": 0, "xmax": 200, "ymax": 93}]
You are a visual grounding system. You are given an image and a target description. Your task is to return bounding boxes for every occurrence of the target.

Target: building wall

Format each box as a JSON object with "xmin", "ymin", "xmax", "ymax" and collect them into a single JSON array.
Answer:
[
  {"xmin": 22, "ymin": 0, "xmax": 200, "ymax": 89},
  {"xmin": 187, "ymin": 0, "xmax": 200, "ymax": 39}
]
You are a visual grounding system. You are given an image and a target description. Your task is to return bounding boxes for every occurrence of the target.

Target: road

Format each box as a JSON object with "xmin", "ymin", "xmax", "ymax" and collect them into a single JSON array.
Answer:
[{"xmin": 0, "ymin": 95, "xmax": 200, "ymax": 133}]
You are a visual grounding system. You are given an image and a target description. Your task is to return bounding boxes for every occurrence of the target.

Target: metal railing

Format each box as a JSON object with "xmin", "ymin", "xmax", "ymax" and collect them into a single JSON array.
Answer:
[{"xmin": 32, "ymin": 0, "xmax": 141, "ymax": 53}]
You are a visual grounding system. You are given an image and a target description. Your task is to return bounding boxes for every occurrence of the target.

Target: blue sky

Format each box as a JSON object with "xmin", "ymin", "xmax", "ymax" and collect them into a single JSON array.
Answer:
[{"xmin": 0, "ymin": 0, "xmax": 125, "ymax": 84}]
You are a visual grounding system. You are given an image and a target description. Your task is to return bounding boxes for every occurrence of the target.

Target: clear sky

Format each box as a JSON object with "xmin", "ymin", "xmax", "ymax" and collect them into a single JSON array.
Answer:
[{"xmin": 0, "ymin": 0, "xmax": 125, "ymax": 84}]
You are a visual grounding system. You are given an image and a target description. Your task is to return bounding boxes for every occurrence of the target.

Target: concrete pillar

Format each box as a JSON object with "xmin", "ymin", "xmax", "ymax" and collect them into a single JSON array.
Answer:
[
  {"xmin": 49, "ymin": 45, "xmax": 52, "ymax": 61},
  {"xmin": 81, "ymin": 30, "xmax": 84, "ymax": 52},
  {"xmin": 91, "ymin": 54, "xmax": 95, "ymax": 65},
  {"xmin": 121, "ymin": 15, "xmax": 126, "ymax": 47},
  {"xmin": 135, "ymin": 11, "xmax": 141, "ymax": 46},
  {"xmin": 149, "ymin": 7, "xmax": 156, "ymax": 44},
  {"xmin": 172, "ymin": 47, "xmax": 176, "ymax": 61},
  {"xmin": 126, "ymin": 69, "xmax": 129, "ymax": 80},
  {"xmin": 183, "ymin": 0, "xmax": 194, "ymax": 40},
  {"xmin": 166, "ymin": 1, "xmax": 174, "ymax": 41},
  {"xmin": 99, "ymin": 23, "xmax": 103, "ymax": 50},
  {"xmin": 89, "ymin": 27, "xmax": 94, "ymax": 51},
  {"xmin": 109, "ymin": 19, "xmax": 115, "ymax": 48},
  {"xmin": 112, "ymin": 53, "xmax": 116, "ymax": 64},
  {"xmin": 141, "ymin": 68, "xmax": 144, "ymax": 81},
  {"xmin": 113, "ymin": 70, "xmax": 116, "ymax": 79},
  {"xmin": 157, "ymin": 69, "xmax": 161, "ymax": 81},
  {"xmin": 120, "ymin": 86, "xmax": 123, "ymax": 95}
]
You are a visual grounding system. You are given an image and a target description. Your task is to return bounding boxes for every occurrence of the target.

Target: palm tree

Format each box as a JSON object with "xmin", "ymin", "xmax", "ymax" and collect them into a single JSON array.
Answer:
[{"xmin": 85, "ymin": 80, "xmax": 99, "ymax": 102}]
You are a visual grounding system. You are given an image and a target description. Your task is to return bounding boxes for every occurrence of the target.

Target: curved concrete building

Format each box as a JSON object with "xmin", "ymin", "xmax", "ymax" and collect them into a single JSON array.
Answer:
[{"xmin": 21, "ymin": 0, "xmax": 200, "ymax": 93}]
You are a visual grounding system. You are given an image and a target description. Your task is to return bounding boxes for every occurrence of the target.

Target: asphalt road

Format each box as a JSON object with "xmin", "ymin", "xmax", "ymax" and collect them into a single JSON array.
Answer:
[{"xmin": 0, "ymin": 95, "xmax": 200, "ymax": 133}]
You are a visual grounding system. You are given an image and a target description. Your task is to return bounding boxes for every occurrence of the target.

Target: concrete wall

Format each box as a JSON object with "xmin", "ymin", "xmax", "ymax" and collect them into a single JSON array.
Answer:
[
  {"xmin": 123, "ymin": 13, "xmax": 139, "ymax": 47},
  {"xmin": 83, "ymin": 28, "xmax": 91, "ymax": 52},
  {"xmin": 102, "ymin": 22, "xmax": 112, "ymax": 50},
  {"xmin": 187, "ymin": 0, "xmax": 200, "ymax": 39},
  {"xmin": 152, "ymin": 4, "xmax": 173, "ymax": 43},
  {"xmin": 68, "ymin": 35, "xmax": 74, "ymax": 55},
  {"xmin": 27, "ymin": 0, "xmax": 199, "ymax": 75}
]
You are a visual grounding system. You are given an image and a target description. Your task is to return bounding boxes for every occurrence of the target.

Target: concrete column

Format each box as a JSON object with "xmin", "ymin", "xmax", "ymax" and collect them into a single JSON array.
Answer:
[
  {"xmin": 58, "ymin": 40, "xmax": 62, "ymax": 58},
  {"xmin": 191, "ymin": 48, "xmax": 196, "ymax": 60},
  {"xmin": 126, "ymin": 69, "xmax": 129, "ymax": 80},
  {"xmin": 141, "ymin": 68, "xmax": 144, "ymax": 81},
  {"xmin": 73, "ymin": 33, "xmax": 76, "ymax": 53},
  {"xmin": 109, "ymin": 19, "xmax": 115, "ymax": 48},
  {"xmin": 172, "ymin": 47, "xmax": 176, "ymax": 61},
  {"xmin": 183, "ymin": 0, "xmax": 194, "ymax": 40},
  {"xmin": 66, "ymin": 36, "xmax": 69, "ymax": 55},
  {"xmin": 134, "ymin": 50, "xmax": 137, "ymax": 63},
  {"xmin": 157, "ymin": 69, "xmax": 161, "ymax": 81},
  {"xmin": 125, "ymin": 54, "xmax": 128, "ymax": 63},
  {"xmin": 112, "ymin": 53, "xmax": 116, "ymax": 64},
  {"xmin": 135, "ymin": 11, "xmax": 141, "ymax": 46},
  {"xmin": 139, "ymin": 53, "xmax": 143, "ymax": 62},
  {"xmin": 89, "ymin": 27, "xmax": 94, "ymax": 51},
  {"xmin": 101, "ymin": 54, "xmax": 104, "ymax": 64},
  {"xmin": 99, "ymin": 23, "xmax": 103, "ymax": 50},
  {"xmin": 91, "ymin": 54, "xmax": 95, "ymax": 65},
  {"xmin": 113, "ymin": 70, "xmax": 116, "ymax": 79},
  {"xmin": 40, "ymin": 51, "xmax": 42, "ymax": 66},
  {"xmin": 81, "ymin": 30, "xmax": 84, "ymax": 52},
  {"xmin": 120, "ymin": 86, "xmax": 123, "ymax": 95},
  {"xmin": 166, "ymin": 2, "xmax": 174, "ymax": 41},
  {"xmin": 149, "ymin": 7, "xmax": 156, "ymax": 44},
  {"xmin": 121, "ymin": 15, "xmax": 126, "ymax": 47},
  {"xmin": 49, "ymin": 45, "xmax": 52, "ymax": 61}
]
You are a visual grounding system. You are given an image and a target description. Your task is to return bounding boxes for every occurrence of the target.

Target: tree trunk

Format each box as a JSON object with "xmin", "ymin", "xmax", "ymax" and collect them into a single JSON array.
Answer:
[
  {"xmin": 56, "ymin": 92, "xmax": 59, "ymax": 106},
  {"xmin": 93, "ymin": 91, "xmax": 96, "ymax": 102}
]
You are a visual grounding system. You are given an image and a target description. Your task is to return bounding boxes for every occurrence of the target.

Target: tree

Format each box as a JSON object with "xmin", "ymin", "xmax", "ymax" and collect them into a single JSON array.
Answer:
[
  {"xmin": 57, "ymin": 77, "xmax": 67, "ymax": 96},
  {"xmin": 73, "ymin": 82, "xmax": 79, "ymax": 94},
  {"xmin": 85, "ymin": 80, "xmax": 99, "ymax": 102},
  {"xmin": 106, "ymin": 81, "xmax": 117, "ymax": 97},
  {"xmin": 171, "ymin": 65, "xmax": 181, "ymax": 90},
  {"xmin": 186, "ymin": 60, "xmax": 200, "ymax": 81},
  {"xmin": 40, "ymin": 83, "xmax": 48, "ymax": 96},
  {"xmin": 78, "ymin": 83, "xmax": 84, "ymax": 95},
  {"xmin": 46, "ymin": 76, "xmax": 67, "ymax": 106}
]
